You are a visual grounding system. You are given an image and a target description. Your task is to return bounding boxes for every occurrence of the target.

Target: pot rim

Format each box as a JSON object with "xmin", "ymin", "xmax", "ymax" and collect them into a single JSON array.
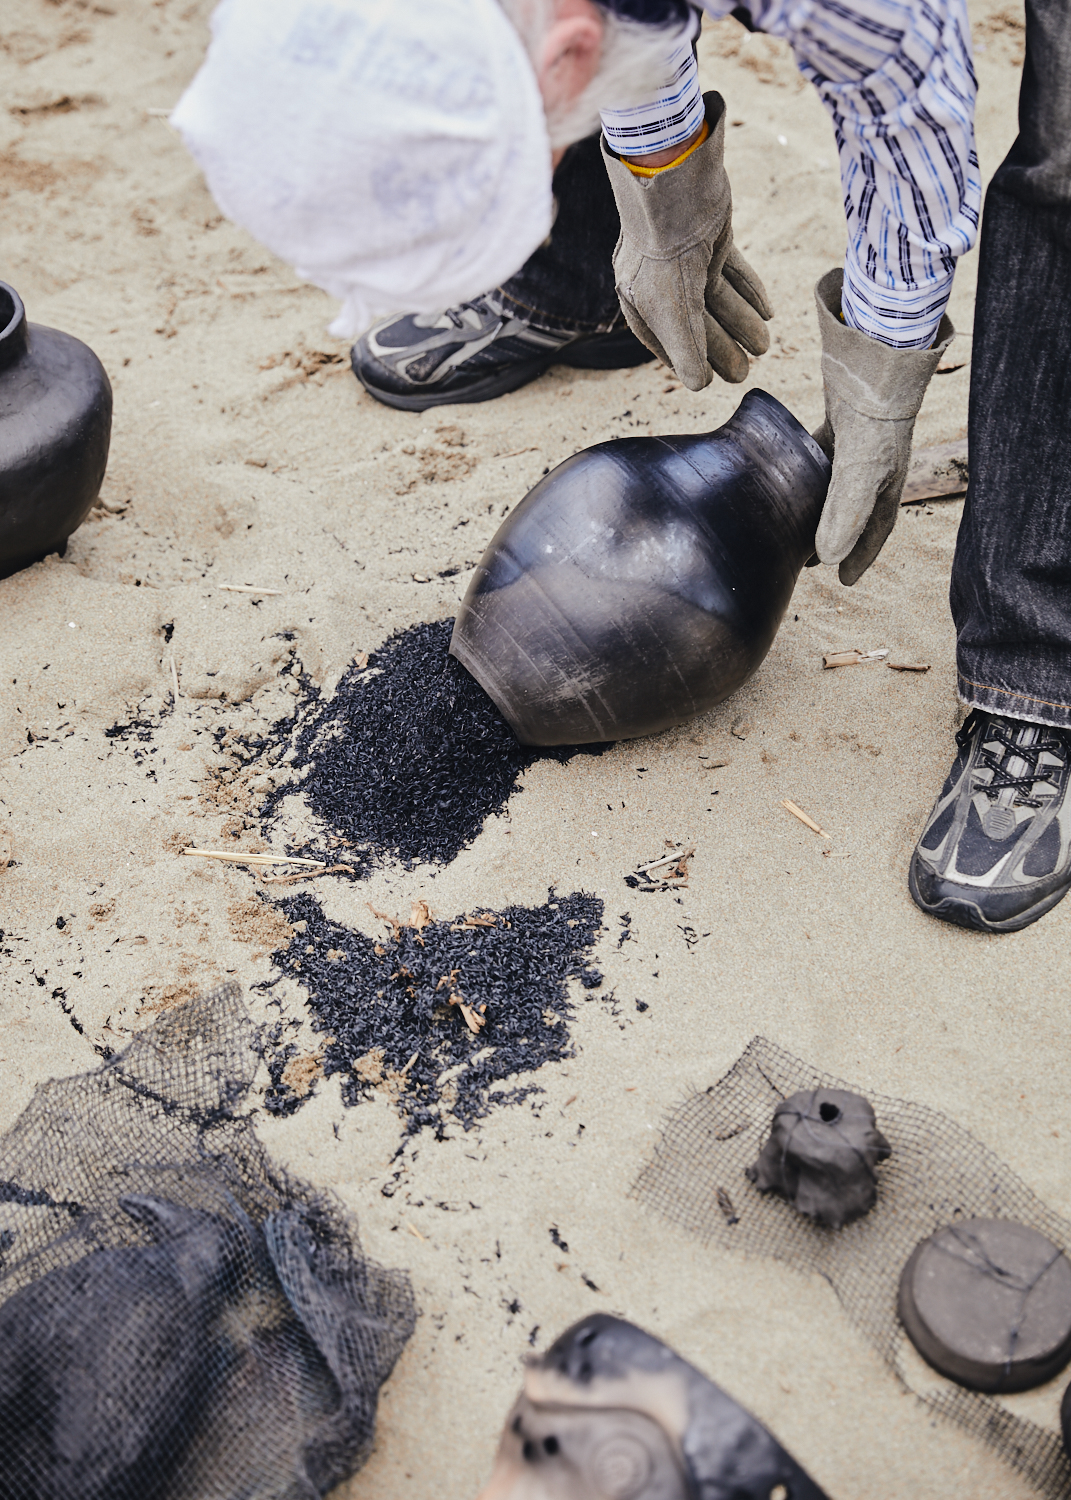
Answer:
[{"xmin": 0, "ymin": 281, "xmax": 27, "ymax": 372}]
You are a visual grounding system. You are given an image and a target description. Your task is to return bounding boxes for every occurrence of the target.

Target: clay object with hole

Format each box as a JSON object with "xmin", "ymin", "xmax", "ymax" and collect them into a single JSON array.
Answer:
[
  {"xmin": 450, "ymin": 389, "xmax": 830, "ymax": 746},
  {"xmin": 898, "ymin": 1219, "xmax": 1071, "ymax": 1393},
  {"xmin": 0, "ymin": 281, "xmax": 112, "ymax": 579},
  {"xmin": 745, "ymin": 1088, "xmax": 891, "ymax": 1229},
  {"xmin": 476, "ymin": 1313, "xmax": 829, "ymax": 1500}
]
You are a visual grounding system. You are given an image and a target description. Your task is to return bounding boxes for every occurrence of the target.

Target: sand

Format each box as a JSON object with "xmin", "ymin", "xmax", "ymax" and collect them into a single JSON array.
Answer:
[{"xmin": 0, "ymin": 3, "xmax": 1060, "ymax": 1497}]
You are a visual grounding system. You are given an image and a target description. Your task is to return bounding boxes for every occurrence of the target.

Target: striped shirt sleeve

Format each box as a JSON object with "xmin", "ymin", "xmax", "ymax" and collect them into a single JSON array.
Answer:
[
  {"xmin": 600, "ymin": 0, "xmax": 981, "ymax": 349},
  {"xmin": 598, "ymin": 15, "xmax": 706, "ymax": 157}
]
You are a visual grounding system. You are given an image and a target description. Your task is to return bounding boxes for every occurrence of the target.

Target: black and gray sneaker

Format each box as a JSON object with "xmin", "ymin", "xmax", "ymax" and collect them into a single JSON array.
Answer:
[
  {"xmin": 909, "ymin": 710, "xmax": 1071, "ymax": 932},
  {"xmin": 351, "ymin": 292, "xmax": 654, "ymax": 411}
]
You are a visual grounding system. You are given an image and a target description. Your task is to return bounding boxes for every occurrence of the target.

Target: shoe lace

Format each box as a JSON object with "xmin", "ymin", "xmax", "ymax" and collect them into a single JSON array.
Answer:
[
  {"xmin": 444, "ymin": 294, "xmax": 502, "ymax": 333},
  {"xmin": 957, "ymin": 711, "xmax": 1071, "ymax": 808}
]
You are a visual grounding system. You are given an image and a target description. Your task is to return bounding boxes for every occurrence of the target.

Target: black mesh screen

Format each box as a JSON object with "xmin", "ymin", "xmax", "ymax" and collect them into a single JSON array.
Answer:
[
  {"xmin": 633, "ymin": 1036, "xmax": 1071, "ymax": 1497},
  {"xmin": 0, "ymin": 983, "xmax": 416, "ymax": 1499}
]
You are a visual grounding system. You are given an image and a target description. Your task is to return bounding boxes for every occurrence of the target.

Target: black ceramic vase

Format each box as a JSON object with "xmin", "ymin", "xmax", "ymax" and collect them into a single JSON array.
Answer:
[
  {"xmin": 0, "ymin": 281, "xmax": 112, "ymax": 580},
  {"xmin": 450, "ymin": 388, "xmax": 830, "ymax": 746}
]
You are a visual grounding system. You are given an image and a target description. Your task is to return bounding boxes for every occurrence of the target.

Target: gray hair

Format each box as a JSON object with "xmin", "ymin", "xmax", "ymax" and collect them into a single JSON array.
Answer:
[{"xmin": 500, "ymin": 0, "xmax": 691, "ymax": 149}]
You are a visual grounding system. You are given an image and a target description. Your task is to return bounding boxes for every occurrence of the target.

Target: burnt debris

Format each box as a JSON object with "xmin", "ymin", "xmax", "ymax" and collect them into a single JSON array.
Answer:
[
  {"xmin": 262, "ymin": 619, "xmax": 608, "ymax": 871},
  {"xmin": 269, "ymin": 889, "xmax": 604, "ymax": 1133}
]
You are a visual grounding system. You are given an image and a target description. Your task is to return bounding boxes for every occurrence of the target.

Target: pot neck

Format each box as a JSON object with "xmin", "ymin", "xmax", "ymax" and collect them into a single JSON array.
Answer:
[
  {"xmin": 717, "ymin": 388, "xmax": 831, "ymax": 562},
  {"xmin": 0, "ymin": 283, "xmax": 28, "ymax": 373}
]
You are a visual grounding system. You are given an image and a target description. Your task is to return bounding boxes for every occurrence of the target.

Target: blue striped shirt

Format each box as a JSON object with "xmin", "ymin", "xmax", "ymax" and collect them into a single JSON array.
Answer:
[{"xmin": 600, "ymin": 0, "xmax": 980, "ymax": 348}]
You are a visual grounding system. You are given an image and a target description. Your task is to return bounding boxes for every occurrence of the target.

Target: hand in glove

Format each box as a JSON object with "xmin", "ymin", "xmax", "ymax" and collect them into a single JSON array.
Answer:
[
  {"xmin": 813, "ymin": 268, "xmax": 954, "ymax": 585},
  {"xmin": 602, "ymin": 91, "xmax": 772, "ymax": 390}
]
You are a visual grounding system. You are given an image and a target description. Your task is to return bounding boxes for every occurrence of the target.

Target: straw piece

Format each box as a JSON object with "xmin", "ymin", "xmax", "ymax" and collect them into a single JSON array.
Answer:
[
  {"xmin": 629, "ymin": 843, "xmax": 695, "ymax": 891},
  {"xmin": 450, "ymin": 995, "xmax": 487, "ymax": 1034},
  {"xmin": 169, "ymin": 652, "xmax": 179, "ymax": 702},
  {"xmin": 367, "ymin": 903, "xmax": 403, "ymax": 941},
  {"xmin": 218, "ymin": 583, "xmax": 283, "ymax": 595},
  {"xmin": 887, "ymin": 661, "xmax": 931, "ymax": 673},
  {"xmin": 822, "ymin": 648, "xmax": 889, "ymax": 669},
  {"xmin": 781, "ymin": 799, "xmax": 829, "ymax": 838},
  {"xmin": 180, "ymin": 847, "xmax": 323, "ymax": 867},
  {"xmin": 260, "ymin": 863, "xmax": 358, "ymax": 884},
  {"xmin": 637, "ymin": 847, "xmax": 694, "ymax": 875}
]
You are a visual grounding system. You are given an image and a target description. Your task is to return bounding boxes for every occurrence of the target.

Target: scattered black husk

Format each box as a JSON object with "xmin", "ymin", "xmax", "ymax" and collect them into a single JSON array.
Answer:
[
  {"xmin": 261, "ymin": 619, "xmax": 608, "ymax": 870},
  {"xmin": 269, "ymin": 889, "xmax": 604, "ymax": 1135}
]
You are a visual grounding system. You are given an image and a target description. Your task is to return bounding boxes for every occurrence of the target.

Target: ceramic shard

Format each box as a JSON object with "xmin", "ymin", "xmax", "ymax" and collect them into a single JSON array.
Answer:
[{"xmin": 745, "ymin": 1087, "xmax": 891, "ymax": 1229}]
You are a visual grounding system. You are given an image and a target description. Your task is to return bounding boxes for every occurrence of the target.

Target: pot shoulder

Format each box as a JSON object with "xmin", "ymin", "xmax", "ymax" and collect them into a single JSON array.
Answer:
[{"xmin": 0, "ymin": 322, "xmax": 112, "ymax": 473}]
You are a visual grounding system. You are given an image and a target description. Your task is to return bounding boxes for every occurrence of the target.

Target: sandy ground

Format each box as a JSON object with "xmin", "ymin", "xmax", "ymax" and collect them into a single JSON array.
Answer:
[{"xmin": 1, "ymin": 3, "xmax": 1062, "ymax": 1497}]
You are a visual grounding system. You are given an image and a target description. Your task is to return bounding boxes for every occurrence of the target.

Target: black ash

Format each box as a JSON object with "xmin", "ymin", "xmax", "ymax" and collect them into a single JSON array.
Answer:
[
  {"xmin": 269, "ymin": 889, "xmax": 604, "ymax": 1134},
  {"xmin": 261, "ymin": 619, "xmax": 608, "ymax": 870}
]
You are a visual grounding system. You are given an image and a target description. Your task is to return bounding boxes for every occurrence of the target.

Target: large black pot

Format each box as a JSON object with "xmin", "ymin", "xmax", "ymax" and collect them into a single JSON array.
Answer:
[
  {"xmin": 0, "ymin": 282, "xmax": 112, "ymax": 580},
  {"xmin": 450, "ymin": 388, "xmax": 830, "ymax": 746}
]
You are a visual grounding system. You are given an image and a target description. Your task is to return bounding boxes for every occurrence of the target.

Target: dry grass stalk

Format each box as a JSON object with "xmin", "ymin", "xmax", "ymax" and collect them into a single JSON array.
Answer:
[
  {"xmin": 169, "ymin": 651, "xmax": 179, "ymax": 701},
  {"xmin": 781, "ymin": 799, "xmax": 829, "ymax": 838},
  {"xmin": 636, "ymin": 848, "xmax": 692, "ymax": 875},
  {"xmin": 822, "ymin": 648, "xmax": 889, "ymax": 669},
  {"xmin": 366, "ymin": 900, "xmax": 437, "ymax": 942},
  {"xmin": 404, "ymin": 1221, "xmax": 427, "ymax": 1243},
  {"xmin": 260, "ymin": 863, "xmax": 358, "ymax": 884},
  {"xmin": 630, "ymin": 841, "xmax": 695, "ymax": 890},
  {"xmin": 366, "ymin": 903, "xmax": 404, "ymax": 941},
  {"xmin": 181, "ymin": 847, "xmax": 323, "ymax": 867},
  {"xmin": 452, "ymin": 996, "xmax": 487, "ymax": 1034},
  {"xmin": 219, "ymin": 582, "xmax": 283, "ymax": 595}
]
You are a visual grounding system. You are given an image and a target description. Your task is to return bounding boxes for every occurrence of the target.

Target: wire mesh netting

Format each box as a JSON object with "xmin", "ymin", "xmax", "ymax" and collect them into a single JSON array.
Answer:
[
  {"xmin": 0, "ymin": 982, "xmax": 416, "ymax": 1500},
  {"xmin": 632, "ymin": 1036, "xmax": 1071, "ymax": 1497}
]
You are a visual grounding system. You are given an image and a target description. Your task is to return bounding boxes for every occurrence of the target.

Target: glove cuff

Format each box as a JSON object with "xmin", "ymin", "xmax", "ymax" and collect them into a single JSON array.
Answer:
[
  {"xmin": 602, "ymin": 92, "xmax": 730, "ymax": 258},
  {"xmin": 815, "ymin": 268, "xmax": 954, "ymax": 421}
]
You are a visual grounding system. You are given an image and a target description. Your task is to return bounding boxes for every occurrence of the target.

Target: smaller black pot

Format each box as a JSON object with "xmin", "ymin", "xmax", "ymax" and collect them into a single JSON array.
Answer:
[{"xmin": 0, "ymin": 282, "xmax": 112, "ymax": 579}]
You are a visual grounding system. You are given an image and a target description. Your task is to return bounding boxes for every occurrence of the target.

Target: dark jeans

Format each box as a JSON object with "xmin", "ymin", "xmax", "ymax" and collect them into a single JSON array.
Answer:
[
  {"xmin": 495, "ymin": 132, "xmax": 622, "ymax": 335},
  {"xmin": 950, "ymin": 0, "xmax": 1071, "ymax": 729}
]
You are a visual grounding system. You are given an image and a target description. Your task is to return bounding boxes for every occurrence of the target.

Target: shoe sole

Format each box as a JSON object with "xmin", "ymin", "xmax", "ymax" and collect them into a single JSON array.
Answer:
[
  {"xmin": 908, "ymin": 856, "xmax": 1071, "ymax": 933},
  {"xmin": 352, "ymin": 329, "xmax": 655, "ymax": 413}
]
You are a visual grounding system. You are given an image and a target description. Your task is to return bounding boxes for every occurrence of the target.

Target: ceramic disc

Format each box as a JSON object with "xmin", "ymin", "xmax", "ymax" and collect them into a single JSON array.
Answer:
[{"xmin": 898, "ymin": 1218, "xmax": 1071, "ymax": 1393}]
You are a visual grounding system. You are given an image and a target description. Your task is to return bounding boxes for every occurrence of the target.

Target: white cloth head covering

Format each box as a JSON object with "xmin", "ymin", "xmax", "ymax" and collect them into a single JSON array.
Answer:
[{"xmin": 171, "ymin": 0, "xmax": 554, "ymax": 338}]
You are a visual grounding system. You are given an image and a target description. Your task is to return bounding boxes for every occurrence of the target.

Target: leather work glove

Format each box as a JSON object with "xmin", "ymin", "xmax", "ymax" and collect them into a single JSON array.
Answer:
[
  {"xmin": 813, "ymin": 267, "xmax": 954, "ymax": 585},
  {"xmin": 602, "ymin": 91, "xmax": 772, "ymax": 389}
]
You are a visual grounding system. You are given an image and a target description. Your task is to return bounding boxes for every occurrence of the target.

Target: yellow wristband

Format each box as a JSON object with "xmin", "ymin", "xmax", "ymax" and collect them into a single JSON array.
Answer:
[{"xmin": 624, "ymin": 119, "xmax": 710, "ymax": 178}]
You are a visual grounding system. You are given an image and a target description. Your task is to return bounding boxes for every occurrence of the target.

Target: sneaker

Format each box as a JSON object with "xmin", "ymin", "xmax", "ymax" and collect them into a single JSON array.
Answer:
[
  {"xmin": 351, "ymin": 292, "xmax": 654, "ymax": 412},
  {"xmin": 909, "ymin": 710, "xmax": 1071, "ymax": 932}
]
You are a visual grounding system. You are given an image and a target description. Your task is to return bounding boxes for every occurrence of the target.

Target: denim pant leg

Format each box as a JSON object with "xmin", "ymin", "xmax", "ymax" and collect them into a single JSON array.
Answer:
[
  {"xmin": 494, "ymin": 131, "xmax": 623, "ymax": 335},
  {"xmin": 950, "ymin": 0, "xmax": 1071, "ymax": 729}
]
